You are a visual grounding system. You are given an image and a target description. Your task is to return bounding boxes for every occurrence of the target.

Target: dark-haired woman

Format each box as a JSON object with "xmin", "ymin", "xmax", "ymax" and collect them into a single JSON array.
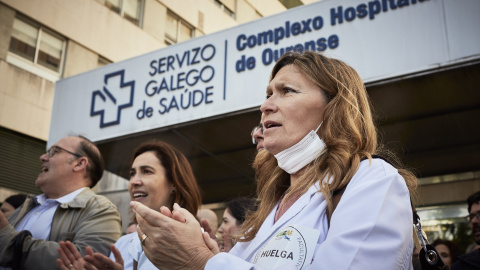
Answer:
[
  {"xmin": 57, "ymin": 141, "xmax": 201, "ymax": 270},
  {"xmin": 218, "ymin": 197, "xmax": 257, "ymax": 252}
]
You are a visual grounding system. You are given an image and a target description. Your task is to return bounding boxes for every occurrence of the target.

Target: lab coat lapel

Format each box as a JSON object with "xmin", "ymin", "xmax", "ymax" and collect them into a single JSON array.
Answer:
[{"xmin": 242, "ymin": 184, "xmax": 320, "ymax": 260}]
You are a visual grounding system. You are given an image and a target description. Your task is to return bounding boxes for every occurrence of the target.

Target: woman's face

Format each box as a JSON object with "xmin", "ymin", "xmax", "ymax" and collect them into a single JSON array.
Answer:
[
  {"xmin": 129, "ymin": 151, "xmax": 174, "ymax": 211},
  {"xmin": 218, "ymin": 208, "xmax": 241, "ymax": 236},
  {"xmin": 435, "ymin": 244, "xmax": 452, "ymax": 266},
  {"xmin": 261, "ymin": 64, "xmax": 328, "ymax": 155}
]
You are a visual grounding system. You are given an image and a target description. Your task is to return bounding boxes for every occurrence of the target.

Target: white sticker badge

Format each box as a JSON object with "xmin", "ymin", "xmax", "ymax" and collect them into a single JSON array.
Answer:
[{"xmin": 252, "ymin": 225, "xmax": 320, "ymax": 270}]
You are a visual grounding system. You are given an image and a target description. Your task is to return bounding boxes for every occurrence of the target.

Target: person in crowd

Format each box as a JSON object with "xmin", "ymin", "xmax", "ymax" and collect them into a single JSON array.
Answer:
[
  {"xmin": 452, "ymin": 191, "xmax": 480, "ymax": 270},
  {"xmin": 432, "ymin": 239, "xmax": 463, "ymax": 267},
  {"xmin": 251, "ymin": 123, "xmax": 264, "ymax": 152},
  {"xmin": 130, "ymin": 50, "xmax": 419, "ymax": 269},
  {"xmin": 0, "ymin": 135, "xmax": 122, "ymax": 270},
  {"xmin": 57, "ymin": 140, "xmax": 202, "ymax": 270},
  {"xmin": 125, "ymin": 221, "xmax": 138, "ymax": 235},
  {"xmin": 466, "ymin": 243, "xmax": 480, "ymax": 253},
  {"xmin": 412, "ymin": 245, "xmax": 422, "ymax": 270},
  {"xmin": 218, "ymin": 197, "xmax": 257, "ymax": 252},
  {"xmin": 0, "ymin": 194, "xmax": 27, "ymax": 218},
  {"xmin": 198, "ymin": 208, "xmax": 219, "ymax": 236}
]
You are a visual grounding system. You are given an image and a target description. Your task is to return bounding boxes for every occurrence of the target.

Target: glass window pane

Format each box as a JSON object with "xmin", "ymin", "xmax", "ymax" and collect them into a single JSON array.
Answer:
[
  {"xmin": 219, "ymin": 0, "xmax": 236, "ymax": 13},
  {"xmin": 106, "ymin": 0, "xmax": 122, "ymax": 14},
  {"xmin": 178, "ymin": 22, "xmax": 192, "ymax": 43},
  {"xmin": 37, "ymin": 31, "xmax": 63, "ymax": 72},
  {"xmin": 123, "ymin": 0, "xmax": 141, "ymax": 25},
  {"xmin": 9, "ymin": 18, "xmax": 38, "ymax": 62},
  {"xmin": 165, "ymin": 13, "xmax": 178, "ymax": 42}
]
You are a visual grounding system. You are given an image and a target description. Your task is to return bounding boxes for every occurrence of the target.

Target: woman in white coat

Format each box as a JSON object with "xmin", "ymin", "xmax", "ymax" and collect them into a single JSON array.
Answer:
[
  {"xmin": 131, "ymin": 51, "xmax": 418, "ymax": 270},
  {"xmin": 56, "ymin": 141, "xmax": 202, "ymax": 270}
]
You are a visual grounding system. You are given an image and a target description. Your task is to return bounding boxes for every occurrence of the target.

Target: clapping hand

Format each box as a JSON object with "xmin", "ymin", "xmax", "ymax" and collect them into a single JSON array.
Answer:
[
  {"xmin": 57, "ymin": 241, "xmax": 87, "ymax": 270},
  {"xmin": 57, "ymin": 241, "xmax": 124, "ymax": 270},
  {"xmin": 132, "ymin": 202, "xmax": 215, "ymax": 270}
]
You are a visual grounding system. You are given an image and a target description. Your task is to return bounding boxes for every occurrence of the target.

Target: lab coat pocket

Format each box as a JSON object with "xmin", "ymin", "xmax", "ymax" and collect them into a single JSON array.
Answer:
[{"xmin": 251, "ymin": 225, "xmax": 320, "ymax": 270}]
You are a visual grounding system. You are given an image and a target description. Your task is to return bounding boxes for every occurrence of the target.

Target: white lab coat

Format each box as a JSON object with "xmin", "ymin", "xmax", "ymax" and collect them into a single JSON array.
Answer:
[
  {"xmin": 205, "ymin": 159, "xmax": 414, "ymax": 270},
  {"xmin": 110, "ymin": 232, "xmax": 158, "ymax": 269}
]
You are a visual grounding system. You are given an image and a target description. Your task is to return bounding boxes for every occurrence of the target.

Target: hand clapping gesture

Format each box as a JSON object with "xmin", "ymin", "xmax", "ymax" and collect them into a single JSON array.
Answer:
[{"xmin": 57, "ymin": 241, "xmax": 124, "ymax": 270}]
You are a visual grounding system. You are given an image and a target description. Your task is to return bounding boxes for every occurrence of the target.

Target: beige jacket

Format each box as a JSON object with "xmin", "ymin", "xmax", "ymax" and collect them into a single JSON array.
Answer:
[{"xmin": 0, "ymin": 188, "xmax": 122, "ymax": 269}]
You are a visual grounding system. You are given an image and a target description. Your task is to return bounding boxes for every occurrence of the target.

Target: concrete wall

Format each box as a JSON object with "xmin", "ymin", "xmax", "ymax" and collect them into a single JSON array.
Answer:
[
  {"xmin": 0, "ymin": 3, "xmax": 13, "ymax": 60},
  {"xmin": 0, "ymin": 3, "xmax": 55, "ymax": 140},
  {"xmin": 143, "ymin": 0, "xmax": 168, "ymax": 42},
  {"xmin": 1, "ymin": 0, "xmax": 162, "ymax": 62},
  {"xmin": 63, "ymin": 42, "xmax": 99, "ymax": 78},
  {"xmin": 246, "ymin": 0, "xmax": 286, "ymax": 17},
  {"xmin": 418, "ymin": 178, "xmax": 480, "ymax": 206},
  {"xmin": 0, "ymin": 60, "xmax": 54, "ymax": 140},
  {"xmin": 1, "ymin": 0, "xmax": 281, "ymax": 63}
]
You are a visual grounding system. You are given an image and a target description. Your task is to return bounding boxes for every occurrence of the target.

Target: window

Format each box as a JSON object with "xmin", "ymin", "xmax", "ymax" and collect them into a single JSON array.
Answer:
[
  {"xmin": 9, "ymin": 17, "xmax": 66, "ymax": 74},
  {"xmin": 214, "ymin": 0, "xmax": 236, "ymax": 19},
  {"xmin": 104, "ymin": 0, "xmax": 144, "ymax": 26},
  {"xmin": 165, "ymin": 11, "xmax": 195, "ymax": 45}
]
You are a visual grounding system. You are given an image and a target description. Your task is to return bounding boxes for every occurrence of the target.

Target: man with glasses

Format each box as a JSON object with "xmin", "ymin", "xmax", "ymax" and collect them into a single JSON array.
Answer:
[
  {"xmin": 251, "ymin": 122, "xmax": 264, "ymax": 152},
  {"xmin": 0, "ymin": 136, "xmax": 122, "ymax": 270},
  {"xmin": 451, "ymin": 191, "xmax": 480, "ymax": 270}
]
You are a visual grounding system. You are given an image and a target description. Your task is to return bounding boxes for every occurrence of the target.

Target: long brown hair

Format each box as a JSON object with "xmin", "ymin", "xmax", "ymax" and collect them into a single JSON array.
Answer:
[
  {"xmin": 241, "ymin": 51, "xmax": 418, "ymax": 241},
  {"xmin": 132, "ymin": 141, "xmax": 201, "ymax": 215}
]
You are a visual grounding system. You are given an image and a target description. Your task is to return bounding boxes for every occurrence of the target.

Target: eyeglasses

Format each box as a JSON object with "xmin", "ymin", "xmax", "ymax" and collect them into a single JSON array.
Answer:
[
  {"xmin": 251, "ymin": 123, "xmax": 264, "ymax": 144},
  {"xmin": 47, "ymin": 145, "xmax": 82, "ymax": 158},
  {"xmin": 465, "ymin": 211, "xmax": 480, "ymax": 223}
]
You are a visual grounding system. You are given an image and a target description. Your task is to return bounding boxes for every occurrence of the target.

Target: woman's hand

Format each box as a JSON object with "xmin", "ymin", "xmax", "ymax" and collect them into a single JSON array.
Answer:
[
  {"xmin": 56, "ymin": 241, "xmax": 87, "ymax": 270},
  {"xmin": 164, "ymin": 205, "xmax": 221, "ymax": 254},
  {"xmin": 221, "ymin": 233, "xmax": 235, "ymax": 253},
  {"xmin": 131, "ymin": 202, "xmax": 215, "ymax": 270},
  {"xmin": 200, "ymin": 218, "xmax": 221, "ymax": 254},
  {"xmin": 83, "ymin": 244, "xmax": 124, "ymax": 270},
  {"xmin": 56, "ymin": 241, "xmax": 124, "ymax": 270}
]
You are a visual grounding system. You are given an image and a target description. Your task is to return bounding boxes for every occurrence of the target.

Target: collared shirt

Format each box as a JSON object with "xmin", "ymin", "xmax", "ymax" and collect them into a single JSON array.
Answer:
[
  {"xmin": 110, "ymin": 233, "xmax": 136, "ymax": 270},
  {"xmin": 109, "ymin": 229, "xmax": 158, "ymax": 269},
  {"xmin": 130, "ymin": 234, "xmax": 158, "ymax": 269},
  {"xmin": 15, "ymin": 188, "xmax": 86, "ymax": 240}
]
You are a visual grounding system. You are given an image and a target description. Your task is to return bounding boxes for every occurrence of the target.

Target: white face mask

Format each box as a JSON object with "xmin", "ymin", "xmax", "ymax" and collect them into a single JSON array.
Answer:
[{"xmin": 274, "ymin": 123, "xmax": 326, "ymax": 174}]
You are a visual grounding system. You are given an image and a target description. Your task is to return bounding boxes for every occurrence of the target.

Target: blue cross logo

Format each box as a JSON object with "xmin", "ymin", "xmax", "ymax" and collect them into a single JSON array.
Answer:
[{"xmin": 90, "ymin": 70, "xmax": 135, "ymax": 128}]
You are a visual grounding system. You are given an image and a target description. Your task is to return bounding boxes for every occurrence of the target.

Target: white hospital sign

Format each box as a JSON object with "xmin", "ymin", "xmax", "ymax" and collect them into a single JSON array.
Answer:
[{"xmin": 49, "ymin": 0, "xmax": 480, "ymax": 145}]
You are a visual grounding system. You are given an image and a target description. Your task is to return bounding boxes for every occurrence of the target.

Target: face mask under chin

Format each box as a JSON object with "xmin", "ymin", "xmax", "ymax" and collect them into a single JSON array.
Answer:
[{"xmin": 274, "ymin": 123, "xmax": 326, "ymax": 174}]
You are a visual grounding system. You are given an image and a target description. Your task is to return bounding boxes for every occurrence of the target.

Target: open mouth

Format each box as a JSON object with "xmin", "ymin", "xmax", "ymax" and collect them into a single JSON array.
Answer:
[
  {"xmin": 41, "ymin": 166, "xmax": 49, "ymax": 173},
  {"xmin": 132, "ymin": 192, "xmax": 147, "ymax": 199},
  {"xmin": 264, "ymin": 121, "xmax": 281, "ymax": 129}
]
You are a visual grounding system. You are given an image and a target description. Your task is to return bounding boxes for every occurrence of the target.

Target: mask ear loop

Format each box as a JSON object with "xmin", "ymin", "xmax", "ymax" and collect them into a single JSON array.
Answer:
[{"xmin": 315, "ymin": 122, "xmax": 323, "ymax": 133}]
